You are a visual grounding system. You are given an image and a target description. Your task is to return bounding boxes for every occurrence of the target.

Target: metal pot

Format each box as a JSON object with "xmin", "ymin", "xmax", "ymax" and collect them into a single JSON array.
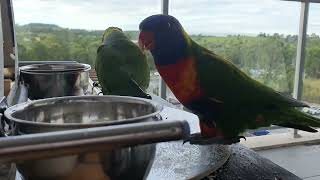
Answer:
[
  {"xmin": 4, "ymin": 95, "xmax": 163, "ymax": 180},
  {"xmin": 19, "ymin": 63, "xmax": 91, "ymax": 100}
]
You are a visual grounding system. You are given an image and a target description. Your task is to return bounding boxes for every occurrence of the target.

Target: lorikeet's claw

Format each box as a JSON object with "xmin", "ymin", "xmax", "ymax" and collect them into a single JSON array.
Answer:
[
  {"xmin": 92, "ymin": 82, "xmax": 100, "ymax": 87},
  {"xmin": 145, "ymin": 94, "xmax": 152, "ymax": 100},
  {"xmin": 183, "ymin": 133, "xmax": 246, "ymax": 145},
  {"xmin": 227, "ymin": 136, "xmax": 246, "ymax": 144},
  {"xmin": 92, "ymin": 82, "xmax": 103, "ymax": 95},
  {"xmin": 183, "ymin": 133, "xmax": 202, "ymax": 144}
]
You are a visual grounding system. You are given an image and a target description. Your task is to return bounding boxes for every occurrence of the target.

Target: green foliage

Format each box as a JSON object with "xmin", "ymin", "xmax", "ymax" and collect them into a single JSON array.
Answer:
[
  {"xmin": 16, "ymin": 23, "xmax": 139, "ymax": 67},
  {"xmin": 306, "ymin": 35, "xmax": 320, "ymax": 79},
  {"xmin": 15, "ymin": 23, "xmax": 320, "ymax": 103},
  {"xmin": 303, "ymin": 79, "xmax": 320, "ymax": 103},
  {"xmin": 192, "ymin": 34, "xmax": 297, "ymax": 94}
]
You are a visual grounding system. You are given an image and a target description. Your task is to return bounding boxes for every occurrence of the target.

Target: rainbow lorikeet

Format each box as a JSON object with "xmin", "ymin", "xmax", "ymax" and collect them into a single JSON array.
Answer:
[
  {"xmin": 138, "ymin": 14, "xmax": 320, "ymax": 145},
  {"xmin": 95, "ymin": 27, "xmax": 151, "ymax": 99}
]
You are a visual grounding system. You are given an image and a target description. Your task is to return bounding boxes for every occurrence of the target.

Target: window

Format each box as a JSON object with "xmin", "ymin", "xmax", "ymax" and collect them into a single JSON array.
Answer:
[
  {"xmin": 302, "ymin": 3, "xmax": 320, "ymax": 115},
  {"xmin": 12, "ymin": 0, "xmax": 160, "ymax": 66},
  {"xmin": 165, "ymin": 0, "xmax": 300, "ymax": 112},
  {"xmin": 11, "ymin": 0, "xmax": 319, "ymax": 131}
]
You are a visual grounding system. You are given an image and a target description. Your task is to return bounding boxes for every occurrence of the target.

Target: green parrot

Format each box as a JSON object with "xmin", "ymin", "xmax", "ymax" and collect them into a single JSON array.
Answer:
[
  {"xmin": 138, "ymin": 14, "xmax": 320, "ymax": 144},
  {"xmin": 95, "ymin": 27, "xmax": 151, "ymax": 99}
]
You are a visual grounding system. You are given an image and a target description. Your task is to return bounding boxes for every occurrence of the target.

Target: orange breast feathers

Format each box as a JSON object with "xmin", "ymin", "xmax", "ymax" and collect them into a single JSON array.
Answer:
[{"xmin": 156, "ymin": 58, "xmax": 204, "ymax": 104}]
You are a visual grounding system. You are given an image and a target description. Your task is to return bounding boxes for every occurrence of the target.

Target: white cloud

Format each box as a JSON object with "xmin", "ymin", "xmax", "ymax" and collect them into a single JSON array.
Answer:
[
  {"xmin": 12, "ymin": 0, "xmax": 161, "ymax": 30},
  {"xmin": 12, "ymin": 0, "xmax": 320, "ymax": 35}
]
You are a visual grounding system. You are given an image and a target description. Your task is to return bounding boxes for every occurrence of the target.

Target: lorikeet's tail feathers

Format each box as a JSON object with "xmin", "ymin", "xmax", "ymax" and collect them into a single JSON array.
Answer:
[
  {"xmin": 275, "ymin": 122, "xmax": 318, "ymax": 133},
  {"xmin": 276, "ymin": 91, "xmax": 309, "ymax": 107},
  {"xmin": 273, "ymin": 108, "xmax": 320, "ymax": 133}
]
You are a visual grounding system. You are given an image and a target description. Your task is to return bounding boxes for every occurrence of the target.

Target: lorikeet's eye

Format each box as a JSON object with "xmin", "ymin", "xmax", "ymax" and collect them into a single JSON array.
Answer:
[{"xmin": 154, "ymin": 21, "xmax": 171, "ymax": 32}]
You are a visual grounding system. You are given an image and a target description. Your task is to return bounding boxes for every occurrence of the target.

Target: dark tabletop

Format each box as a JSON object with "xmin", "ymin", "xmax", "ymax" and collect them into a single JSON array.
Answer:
[{"xmin": 204, "ymin": 144, "xmax": 302, "ymax": 180}]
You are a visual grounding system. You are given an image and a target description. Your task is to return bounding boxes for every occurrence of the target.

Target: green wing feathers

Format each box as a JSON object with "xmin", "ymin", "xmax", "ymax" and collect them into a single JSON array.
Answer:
[
  {"xmin": 95, "ymin": 28, "xmax": 150, "ymax": 97},
  {"xmin": 193, "ymin": 41, "xmax": 307, "ymax": 108},
  {"xmin": 190, "ymin": 38, "xmax": 320, "ymax": 134}
]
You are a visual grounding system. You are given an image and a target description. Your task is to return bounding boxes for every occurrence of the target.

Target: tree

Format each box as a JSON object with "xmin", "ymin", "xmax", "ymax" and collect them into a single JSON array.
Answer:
[{"xmin": 306, "ymin": 46, "xmax": 320, "ymax": 78}]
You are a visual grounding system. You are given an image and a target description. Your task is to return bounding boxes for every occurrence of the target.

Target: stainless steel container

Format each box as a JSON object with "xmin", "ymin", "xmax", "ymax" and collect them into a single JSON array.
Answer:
[
  {"xmin": 19, "ymin": 63, "xmax": 91, "ymax": 100},
  {"xmin": 4, "ymin": 95, "xmax": 162, "ymax": 180}
]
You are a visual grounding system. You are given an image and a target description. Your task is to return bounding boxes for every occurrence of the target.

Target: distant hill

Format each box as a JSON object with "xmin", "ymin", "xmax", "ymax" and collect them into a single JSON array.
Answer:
[
  {"xmin": 15, "ymin": 23, "xmax": 140, "ymax": 40},
  {"xmin": 17, "ymin": 23, "xmax": 63, "ymax": 32}
]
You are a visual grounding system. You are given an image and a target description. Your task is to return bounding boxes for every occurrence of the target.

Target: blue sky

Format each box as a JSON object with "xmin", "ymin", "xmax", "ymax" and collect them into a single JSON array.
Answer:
[{"xmin": 12, "ymin": 0, "xmax": 320, "ymax": 35}]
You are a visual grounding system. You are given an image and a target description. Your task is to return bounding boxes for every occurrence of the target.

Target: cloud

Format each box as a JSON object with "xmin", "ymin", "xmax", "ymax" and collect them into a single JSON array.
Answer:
[
  {"xmin": 12, "ymin": 0, "xmax": 161, "ymax": 30},
  {"xmin": 12, "ymin": 0, "xmax": 320, "ymax": 35}
]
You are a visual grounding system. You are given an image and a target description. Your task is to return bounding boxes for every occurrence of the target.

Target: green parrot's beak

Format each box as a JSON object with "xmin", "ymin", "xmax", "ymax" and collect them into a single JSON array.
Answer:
[{"xmin": 138, "ymin": 31, "xmax": 155, "ymax": 51}]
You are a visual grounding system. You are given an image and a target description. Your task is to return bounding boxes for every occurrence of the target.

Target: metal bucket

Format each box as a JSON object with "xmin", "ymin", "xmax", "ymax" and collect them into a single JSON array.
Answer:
[
  {"xmin": 4, "ymin": 95, "xmax": 162, "ymax": 180},
  {"xmin": 19, "ymin": 63, "xmax": 91, "ymax": 100}
]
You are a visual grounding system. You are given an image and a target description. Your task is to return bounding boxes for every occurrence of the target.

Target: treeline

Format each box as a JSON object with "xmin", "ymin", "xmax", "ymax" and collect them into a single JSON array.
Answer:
[
  {"xmin": 15, "ymin": 23, "xmax": 320, "ymax": 103},
  {"xmin": 16, "ymin": 23, "xmax": 139, "ymax": 66},
  {"xmin": 192, "ymin": 33, "xmax": 320, "ymax": 100}
]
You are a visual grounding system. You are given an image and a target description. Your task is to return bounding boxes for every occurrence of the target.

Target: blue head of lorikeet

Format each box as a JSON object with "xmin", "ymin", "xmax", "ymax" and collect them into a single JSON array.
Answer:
[{"xmin": 139, "ymin": 14, "xmax": 190, "ymax": 66}]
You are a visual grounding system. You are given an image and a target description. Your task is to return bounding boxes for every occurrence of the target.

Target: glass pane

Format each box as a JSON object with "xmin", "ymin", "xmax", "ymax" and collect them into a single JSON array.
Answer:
[
  {"xmin": 302, "ymin": 3, "xmax": 320, "ymax": 116},
  {"xmin": 166, "ymin": 0, "xmax": 300, "ymax": 135},
  {"xmin": 168, "ymin": 0, "xmax": 300, "ymax": 95},
  {"xmin": 12, "ymin": 0, "xmax": 161, "ymax": 94}
]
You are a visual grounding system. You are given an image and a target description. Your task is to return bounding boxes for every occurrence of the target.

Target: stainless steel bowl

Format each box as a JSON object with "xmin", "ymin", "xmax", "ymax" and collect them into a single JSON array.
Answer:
[
  {"xmin": 4, "ymin": 95, "xmax": 162, "ymax": 180},
  {"xmin": 19, "ymin": 63, "xmax": 91, "ymax": 100}
]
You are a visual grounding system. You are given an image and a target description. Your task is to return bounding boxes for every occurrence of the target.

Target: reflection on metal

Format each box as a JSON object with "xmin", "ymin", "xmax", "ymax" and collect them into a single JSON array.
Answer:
[
  {"xmin": 18, "ymin": 61, "xmax": 78, "ymax": 67},
  {"xmin": 159, "ymin": 0, "xmax": 169, "ymax": 100},
  {"xmin": 293, "ymin": 1, "xmax": 310, "ymax": 137},
  {"xmin": 19, "ymin": 63, "xmax": 91, "ymax": 100},
  {"xmin": 0, "ymin": 120, "xmax": 189, "ymax": 163},
  {"xmin": 5, "ymin": 95, "xmax": 162, "ymax": 131},
  {"xmin": 0, "ymin": 2, "xmax": 4, "ymax": 97},
  {"xmin": 2, "ymin": 95, "xmax": 188, "ymax": 179}
]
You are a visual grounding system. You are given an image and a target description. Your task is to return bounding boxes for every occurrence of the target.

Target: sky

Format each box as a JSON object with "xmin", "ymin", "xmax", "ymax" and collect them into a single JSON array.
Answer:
[{"xmin": 12, "ymin": 0, "xmax": 320, "ymax": 35}]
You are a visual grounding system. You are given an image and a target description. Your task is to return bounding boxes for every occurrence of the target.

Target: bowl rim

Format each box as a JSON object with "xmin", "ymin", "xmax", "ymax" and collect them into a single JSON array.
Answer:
[
  {"xmin": 4, "ymin": 95, "xmax": 163, "ymax": 127},
  {"xmin": 19, "ymin": 63, "xmax": 91, "ymax": 74}
]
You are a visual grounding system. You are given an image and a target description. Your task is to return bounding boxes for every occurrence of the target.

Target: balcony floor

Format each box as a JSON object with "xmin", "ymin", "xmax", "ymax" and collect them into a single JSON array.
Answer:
[{"xmin": 258, "ymin": 144, "xmax": 320, "ymax": 179}]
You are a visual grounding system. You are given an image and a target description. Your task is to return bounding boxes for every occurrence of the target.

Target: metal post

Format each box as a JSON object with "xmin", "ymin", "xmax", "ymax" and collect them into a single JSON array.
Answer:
[
  {"xmin": 293, "ymin": 1, "xmax": 309, "ymax": 138},
  {"xmin": 159, "ymin": 0, "xmax": 169, "ymax": 99},
  {"xmin": 162, "ymin": 0, "xmax": 169, "ymax": 15},
  {"xmin": 9, "ymin": 0, "xmax": 19, "ymax": 82},
  {"xmin": 0, "ymin": 2, "xmax": 4, "ymax": 97}
]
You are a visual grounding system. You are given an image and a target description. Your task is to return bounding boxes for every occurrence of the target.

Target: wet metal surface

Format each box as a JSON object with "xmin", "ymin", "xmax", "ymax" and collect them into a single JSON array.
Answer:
[
  {"xmin": 147, "ymin": 107, "xmax": 231, "ymax": 180},
  {"xmin": 159, "ymin": 107, "xmax": 200, "ymax": 134},
  {"xmin": 210, "ymin": 144, "xmax": 302, "ymax": 180},
  {"xmin": 147, "ymin": 142, "xmax": 230, "ymax": 180}
]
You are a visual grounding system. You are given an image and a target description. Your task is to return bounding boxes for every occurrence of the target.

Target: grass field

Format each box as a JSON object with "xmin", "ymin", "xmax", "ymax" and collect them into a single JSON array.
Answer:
[{"xmin": 302, "ymin": 78, "xmax": 320, "ymax": 105}]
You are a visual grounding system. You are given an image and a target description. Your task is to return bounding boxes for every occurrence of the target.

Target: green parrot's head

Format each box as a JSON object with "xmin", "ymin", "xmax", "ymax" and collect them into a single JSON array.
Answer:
[{"xmin": 102, "ymin": 27, "xmax": 123, "ymax": 42}]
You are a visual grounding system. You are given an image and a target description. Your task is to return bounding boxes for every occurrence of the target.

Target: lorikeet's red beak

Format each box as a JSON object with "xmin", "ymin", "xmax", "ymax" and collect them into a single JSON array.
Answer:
[{"xmin": 138, "ymin": 31, "xmax": 155, "ymax": 50}]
